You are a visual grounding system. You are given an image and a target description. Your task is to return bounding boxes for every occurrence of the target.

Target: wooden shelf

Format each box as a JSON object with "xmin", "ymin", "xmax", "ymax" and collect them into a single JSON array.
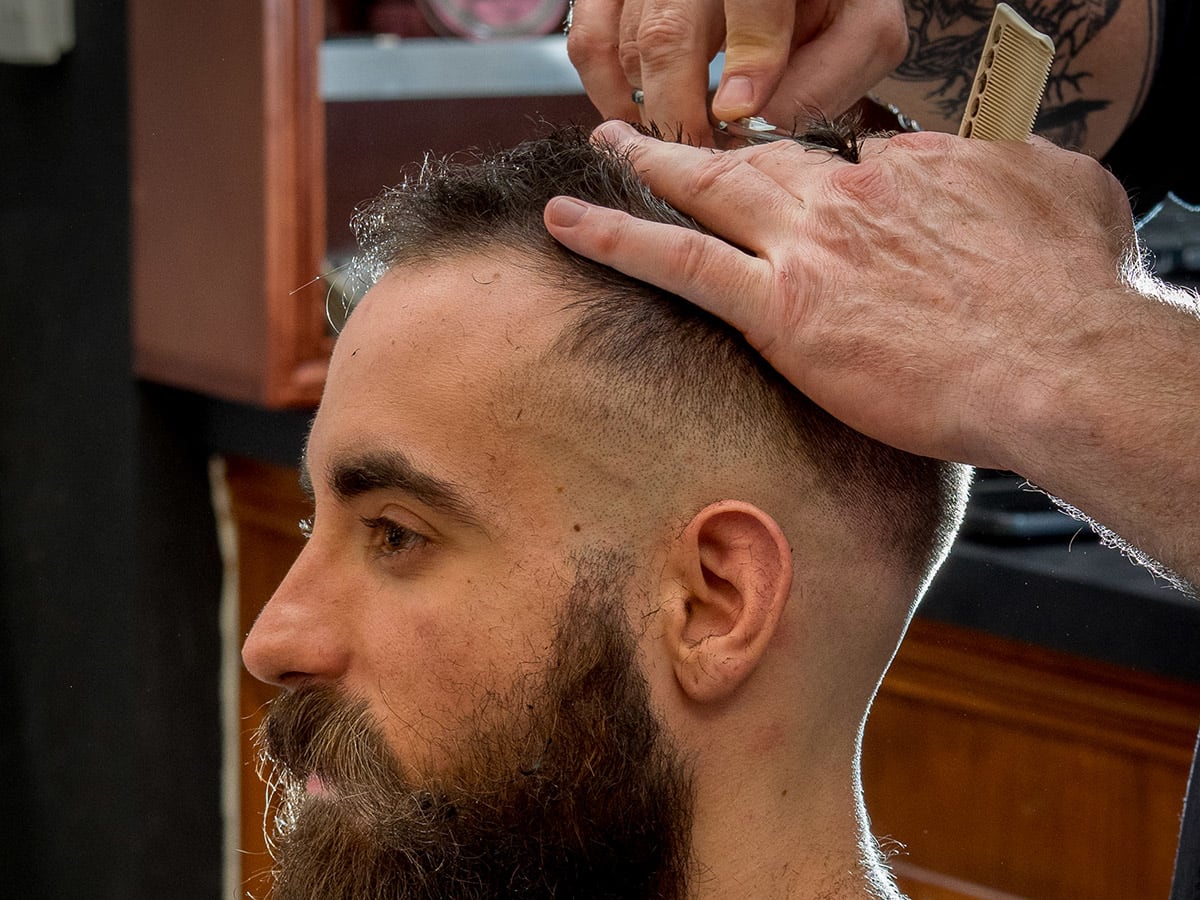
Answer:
[
  {"xmin": 319, "ymin": 35, "xmax": 723, "ymax": 101},
  {"xmin": 130, "ymin": 4, "xmax": 606, "ymax": 407},
  {"xmin": 863, "ymin": 617, "xmax": 1200, "ymax": 899},
  {"xmin": 322, "ymin": 35, "xmax": 582, "ymax": 100},
  {"xmin": 130, "ymin": 0, "xmax": 329, "ymax": 407}
]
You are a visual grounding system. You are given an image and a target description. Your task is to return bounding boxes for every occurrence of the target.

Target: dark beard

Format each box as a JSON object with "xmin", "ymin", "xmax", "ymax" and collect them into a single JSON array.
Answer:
[{"xmin": 257, "ymin": 550, "xmax": 695, "ymax": 899}]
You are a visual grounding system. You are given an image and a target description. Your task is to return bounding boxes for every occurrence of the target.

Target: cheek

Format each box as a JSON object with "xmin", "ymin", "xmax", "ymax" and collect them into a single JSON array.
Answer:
[
  {"xmin": 355, "ymin": 571, "xmax": 561, "ymax": 770},
  {"xmin": 362, "ymin": 606, "xmax": 490, "ymax": 759}
]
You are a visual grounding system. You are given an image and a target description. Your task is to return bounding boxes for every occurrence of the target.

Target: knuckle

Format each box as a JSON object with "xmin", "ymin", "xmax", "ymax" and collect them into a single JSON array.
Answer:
[
  {"xmin": 1103, "ymin": 174, "xmax": 1134, "ymax": 219},
  {"xmin": 828, "ymin": 131, "xmax": 956, "ymax": 213},
  {"xmin": 617, "ymin": 37, "xmax": 642, "ymax": 81},
  {"xmin": 744, "ymin": 259, "xmax": 814, "ymax": 364},
  {"xmin": 828, "ymin": 157, "xmax": 900, "ymax": 211},
  {"xmin": 680, "ymin": 151, "xmax": 747, "ymax": 197},
  {"xmin": 591, "ymin": 221, "xmax": 626, "ymax": 257},
  {"xmin": 1074, "ymin": 150, "xmax": 1119, "ymax": 194},
  {"xmin": 673, "ymin": 231, "xmax": 715, "ymax": 286},
  {"xmin": 889, "ymin": 130, "xmax": 954, "ymax": 153},
  {"xmin": 636, "ymin": 11, "xmax": 696, "ymax": 67},
  {"xmin": 566, "ymin": 26, "xmax": 614, "ymax": 72},
  {"xmin": 578, "ymin": 213, "xmax": 634, "ymax": 261}
]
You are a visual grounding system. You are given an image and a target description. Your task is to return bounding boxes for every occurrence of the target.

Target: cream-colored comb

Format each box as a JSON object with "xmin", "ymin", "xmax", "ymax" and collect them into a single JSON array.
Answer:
[{"xmin": 958, "ymin": 3, "xmax": 1055, "ymax": 141}]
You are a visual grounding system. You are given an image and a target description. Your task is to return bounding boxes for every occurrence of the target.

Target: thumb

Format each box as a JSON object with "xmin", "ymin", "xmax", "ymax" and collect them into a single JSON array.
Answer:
[{"xmin": 712, "ymin": 2, "xmax": 796, "ymax": 121}]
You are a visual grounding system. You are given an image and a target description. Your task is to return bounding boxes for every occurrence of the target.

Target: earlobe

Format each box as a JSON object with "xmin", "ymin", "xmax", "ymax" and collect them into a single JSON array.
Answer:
[{"xmin": 662, "ymin": 501, "xmax": 793, "ymax": 704}]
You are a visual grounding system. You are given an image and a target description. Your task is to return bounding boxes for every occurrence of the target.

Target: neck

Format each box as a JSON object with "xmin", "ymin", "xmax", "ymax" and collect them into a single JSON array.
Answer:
[{"xmin": 684, "ymin": 734, "xmax": 903, "ymax": 900}]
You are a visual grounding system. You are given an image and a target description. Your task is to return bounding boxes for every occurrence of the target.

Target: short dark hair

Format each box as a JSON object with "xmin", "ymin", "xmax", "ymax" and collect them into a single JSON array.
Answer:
[{"xmin": 347, "ymin": 125, "xmax": 967, "ymax": 582}]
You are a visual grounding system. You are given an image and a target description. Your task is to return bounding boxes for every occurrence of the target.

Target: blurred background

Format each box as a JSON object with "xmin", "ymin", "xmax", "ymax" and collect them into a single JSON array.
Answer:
[
  {"xmin": 2, "ymin": 3, "xmax": 225, "ymax": 896},
  {"xmin": 2, "ymin": 2, "xmax": 1199, "ymax": 898}
]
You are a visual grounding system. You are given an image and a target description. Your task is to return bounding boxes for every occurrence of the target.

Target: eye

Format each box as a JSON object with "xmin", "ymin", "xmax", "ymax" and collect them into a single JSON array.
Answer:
[{"xmin": 361, "ymin": 516, "xmax": 429, "ymax": 557}]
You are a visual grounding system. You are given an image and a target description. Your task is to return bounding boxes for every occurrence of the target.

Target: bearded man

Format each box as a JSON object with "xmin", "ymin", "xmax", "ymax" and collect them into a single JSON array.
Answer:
[{"xmin": 241, "ymin": 125, "xmax": 970, "ymax": 900}]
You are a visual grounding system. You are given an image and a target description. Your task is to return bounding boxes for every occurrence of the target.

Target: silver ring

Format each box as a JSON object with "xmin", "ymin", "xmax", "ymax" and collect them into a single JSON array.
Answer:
[
  {"xmin": 632, "ymin": 88, "xmax": 645, "ymax": 105},
  {"xmin": 564, "ymin": 0, "xmax": 574, "ymax": 35}
]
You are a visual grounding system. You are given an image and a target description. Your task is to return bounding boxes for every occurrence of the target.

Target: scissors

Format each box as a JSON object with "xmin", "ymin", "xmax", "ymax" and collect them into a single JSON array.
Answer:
[{"xmin": 715, "ymin": 116, "xmax": 795, "ymax": 144}]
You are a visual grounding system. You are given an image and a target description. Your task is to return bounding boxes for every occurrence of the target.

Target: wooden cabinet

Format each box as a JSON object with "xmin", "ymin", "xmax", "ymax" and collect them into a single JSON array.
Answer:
[
  {"xmin": 129, "ymin": 1, "xmax": 329, "ymax": 406},
  {"xmin": 224, "ymin": 458, "xmax": 313, "ymax": 900},
  {"xmin": 863, "ymin": 619, "xmax": 1200, "ymax": 899},
  {"xmin": 129, "ymin": 0, "xmax": 597, "ymax": 408},
  {"xmin": 222, "ymin": 456, "xmax": 1200, "ymax": 900}
]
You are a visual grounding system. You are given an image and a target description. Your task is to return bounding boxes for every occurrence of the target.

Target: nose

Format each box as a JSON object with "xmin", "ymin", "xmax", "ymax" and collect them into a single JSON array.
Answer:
[{"xmin": 242, "ymin": 542, "xmax": 351, "ymax": 688}]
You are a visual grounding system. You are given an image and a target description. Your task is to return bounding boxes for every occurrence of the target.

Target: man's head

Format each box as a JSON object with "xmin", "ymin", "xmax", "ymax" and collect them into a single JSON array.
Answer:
[{"xmin": 242, "ymin": 126, "xmax": 970, "ymax": 899}]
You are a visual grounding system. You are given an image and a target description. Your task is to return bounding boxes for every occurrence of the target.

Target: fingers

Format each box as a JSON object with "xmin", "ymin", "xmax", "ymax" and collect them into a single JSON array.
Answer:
[
  {"xmin": 761, "ymin": 0, "xmax": 909, "ymax": 122},
  {"xmin": 569, "ymin": 0, "xmax": 641, "ymax": 122},
  {"xmin": 543, "ymin": 195, "xmax": 773, "ymax": 338},
  {"xmin": 711, "ymin": 0, "xmax": 797, "ymax": 122},
  {"xmin": 617, "ymin": 0, "xmax": 646, "ymax": 85},
  {"xmin": 569, "ymin": 0, "xmax": 912, "ymax": 151},
  {"xmin": 621, "ymin": 0, "xmax": 721, "ymax": 144},
  {"xmin": 591, "ymin": 120, "xmax": 851, "ymax": 242}
]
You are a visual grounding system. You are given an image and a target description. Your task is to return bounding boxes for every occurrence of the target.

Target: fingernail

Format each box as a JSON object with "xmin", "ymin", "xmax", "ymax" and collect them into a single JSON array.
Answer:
[
  {"xmin": 714, "ymin": 76, "xmax": 754, "ymax": 115},
  {"xmin": 547, "ymin": 197, "xmax": 589, "ymax": 228}
]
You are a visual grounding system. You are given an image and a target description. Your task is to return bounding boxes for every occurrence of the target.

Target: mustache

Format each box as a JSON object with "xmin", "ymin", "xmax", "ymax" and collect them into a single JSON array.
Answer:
[
  {"xmin": 255, "ymin": 684, "xmax": 443, "ymax": 855},
  {"xmin": 260, "ymin": 685, "xmax": 403, "ymax": 795}
]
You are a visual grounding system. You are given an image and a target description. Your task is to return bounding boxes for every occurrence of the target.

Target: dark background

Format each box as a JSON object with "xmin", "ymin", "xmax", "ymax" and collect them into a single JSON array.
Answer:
[{"xmin": 2, "ymin": 3, "xmax": 222, "ymax": 896}]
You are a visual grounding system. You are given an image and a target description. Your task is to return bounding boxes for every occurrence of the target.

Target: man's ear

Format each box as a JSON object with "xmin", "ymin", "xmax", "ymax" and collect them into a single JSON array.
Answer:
[{"xmin": 660, "ymin": 500, "xmax": 793, "ymax": 704}]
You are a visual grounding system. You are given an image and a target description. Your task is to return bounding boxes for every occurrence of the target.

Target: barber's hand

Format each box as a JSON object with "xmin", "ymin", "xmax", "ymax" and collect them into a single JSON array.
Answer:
[
  {"xmin": 566, "ymin": 0, "xmax": 908, "ymax": 146},
  {"xmin": 544, "ymin": 121, "xmax": 1136, "ymax": 472},
  {"xmin": 546, "ymin": 121, "xmax": 1200, "ymax": 589}
]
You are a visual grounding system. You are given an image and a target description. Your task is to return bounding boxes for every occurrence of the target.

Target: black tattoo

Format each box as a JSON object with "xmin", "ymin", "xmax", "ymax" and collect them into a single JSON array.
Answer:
[{"xmin": 893, "ymin": 0, "xmax": 1124, "ymax": 148}]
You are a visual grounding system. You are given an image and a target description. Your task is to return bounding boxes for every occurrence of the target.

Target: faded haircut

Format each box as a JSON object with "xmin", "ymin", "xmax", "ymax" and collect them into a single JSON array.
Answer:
[{"xmin": 346, "ymin": 124, "xmax": 968, "ymax": 583}]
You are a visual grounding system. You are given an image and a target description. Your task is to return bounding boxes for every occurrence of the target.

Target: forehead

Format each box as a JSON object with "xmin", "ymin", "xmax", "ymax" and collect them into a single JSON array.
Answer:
[
  {"xmin": 309, "ymin": 256, "xmax": 573, "ymax": 514},
  {"xmin": 347, "ymin": 254, "xmax": 567, "ymax": 365}
]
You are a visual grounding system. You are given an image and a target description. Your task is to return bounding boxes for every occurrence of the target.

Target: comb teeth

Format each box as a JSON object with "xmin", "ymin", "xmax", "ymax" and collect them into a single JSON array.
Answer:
[{"xmin": 959, "ymin": 3, "xmax": 1055, "ymax": 142}]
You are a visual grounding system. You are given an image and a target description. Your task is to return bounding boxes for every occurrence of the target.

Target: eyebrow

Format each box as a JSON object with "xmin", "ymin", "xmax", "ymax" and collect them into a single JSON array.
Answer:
[{"xmin": 299, "ymin": 448, "xmax": 483, "ymax": 529}]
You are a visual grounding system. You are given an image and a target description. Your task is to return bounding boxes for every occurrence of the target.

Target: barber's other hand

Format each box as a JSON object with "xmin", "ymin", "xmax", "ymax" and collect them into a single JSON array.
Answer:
[
  {"xmin": 566, "ymin": 0, "xmax": 908, "ymax": 146},
  {"xmin": 544, "ymin": 121, "xmax": 1138, "ymax": 473}
]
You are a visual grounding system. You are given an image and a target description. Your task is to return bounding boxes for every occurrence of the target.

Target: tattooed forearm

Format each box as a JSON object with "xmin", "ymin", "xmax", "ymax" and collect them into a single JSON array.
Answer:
[{"xmin": 893, "ymin": 0, "xmax": 1122, "ymax": 148}]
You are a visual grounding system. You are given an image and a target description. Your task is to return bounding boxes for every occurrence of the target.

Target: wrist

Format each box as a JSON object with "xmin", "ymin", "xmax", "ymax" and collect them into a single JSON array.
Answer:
[
  {"xmin": 980, "ymin": 280, "xmax": 1150, "ymax": 484},
  {"xmin": 992, "ymin": 279, "xmax": 1200, "ymax": 582}
]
